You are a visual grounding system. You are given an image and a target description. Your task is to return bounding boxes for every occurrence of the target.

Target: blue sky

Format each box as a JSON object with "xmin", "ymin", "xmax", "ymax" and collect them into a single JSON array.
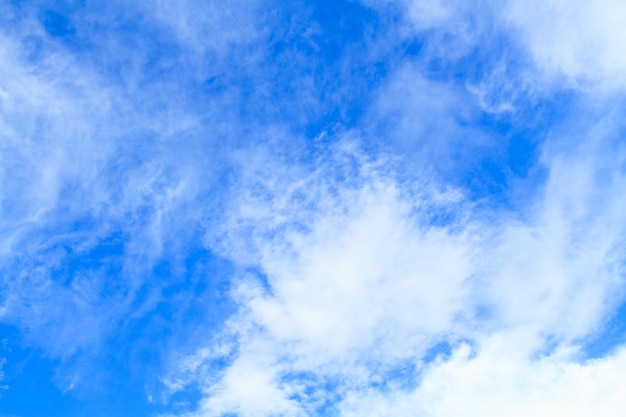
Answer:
[{"xmin": 1, "ymin": 1, "xmax": 626, "ymax": 416}]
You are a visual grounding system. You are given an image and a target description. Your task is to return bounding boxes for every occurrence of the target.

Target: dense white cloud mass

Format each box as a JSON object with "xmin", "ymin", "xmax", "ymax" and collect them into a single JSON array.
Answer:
[
  {"xmin": 1, "ymin": 1, "xmax": 626, "ymax": 416},
  {"xmin": 340, "ymin": 342, "xmax": 626, "ymax": 417}
]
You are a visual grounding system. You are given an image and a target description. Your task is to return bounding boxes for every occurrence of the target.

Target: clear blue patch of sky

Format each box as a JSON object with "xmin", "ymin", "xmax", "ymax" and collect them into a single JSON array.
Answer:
[
  {"xmin": 0, "ymin": 322, "xmax": 163, "ymax": 417},
  {"xmin": 42, "ymin": 9, "xmax": 75, "ymax": 38},
  {"xmin": 582, "ymin": 300, "xmax": 626, "ymax": 360},
  {"xmin": 0, "ymin": 219, "xmax": 236, "ymax": 415}
]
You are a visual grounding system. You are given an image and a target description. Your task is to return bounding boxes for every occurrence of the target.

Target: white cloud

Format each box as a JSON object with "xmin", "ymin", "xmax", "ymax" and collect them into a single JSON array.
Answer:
[
  {"xmin": 483, "ymin": 149, "xmax": 626, "ymax": 342},
  {"xmin": 386, "ymin": 0, "xmax": 626, "ymax": 91},
  {"xmin": 156, "ymin": 1, "xmax": 626, "ymax": 411},
  {"xmin": 164, "ymin": 142, "xmax": 475, "ymax": 414},
  {"xmin": 167, "ymin": 121, "xmax": 626, "ymax": 415},
  {"xmin": 368, "ymin": 0, "xmax": 492, "ymax": 59},
  {"xmin": 3, "ymin": 1, "xmax": 626, "ymax": 414},
  {"xmin": 339, "ymin": 339, "xmax": 626, "ymax": 417},
  {"xmin": 146, "ymin": 0, "xmax": 265, "ymax": 54},
  {"xmin": 505, "ymin": 0, "xmax": 626, "ymax": 90},
  {"xmin": 195, "ymin": 343, "xmax": 304, "ymax": 417},
  {"xmin": 0, "ymin": 8, "xmax": 209, "ymax": 359},
  {"xmin": 244, "ymin": 181, "xmax": 472, "ymax": 363}
]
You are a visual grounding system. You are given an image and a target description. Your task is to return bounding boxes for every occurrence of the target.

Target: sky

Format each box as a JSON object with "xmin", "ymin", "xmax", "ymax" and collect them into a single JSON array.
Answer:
[{"xmin": 1, "ymin": 1, "xmax": 626, "ymax": 416}]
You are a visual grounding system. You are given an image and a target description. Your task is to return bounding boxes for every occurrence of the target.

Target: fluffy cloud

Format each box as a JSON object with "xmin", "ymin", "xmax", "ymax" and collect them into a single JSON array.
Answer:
[
  {"xmin": 238, "ymin": 180, "xmax": 471, "ymax": 362},
  {"xmin": 165, "ymin": 121, "xmax": 626, "ymax": 415},
  {"xmin": 505, "ymin": 0, "xmax": 626, "ymax": 89},
  {"xmin": 382, "ymin": 0, "xmax": 626, "ymax": 91},
  {"xmin": 161, "ymin": 21, "xmax": 626, "ymax": 406},
  {"xmin": 340, "ymin": 340, "xmax": 626, "ymax": 417}
]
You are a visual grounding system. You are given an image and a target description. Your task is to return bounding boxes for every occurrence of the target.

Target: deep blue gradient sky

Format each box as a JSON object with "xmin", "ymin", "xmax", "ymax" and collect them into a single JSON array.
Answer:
[{"xmin": 2, "ymin": 1, "xmax": 626, "ymax": 416}]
